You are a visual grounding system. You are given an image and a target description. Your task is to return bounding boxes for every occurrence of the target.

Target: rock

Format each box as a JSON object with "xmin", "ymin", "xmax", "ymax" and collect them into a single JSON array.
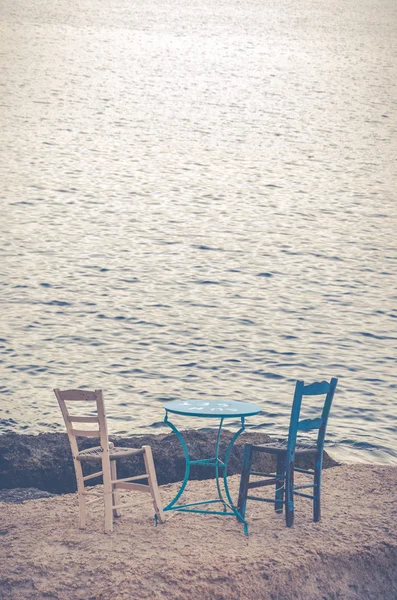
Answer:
[
  {"xmin": 0, "ymin": 431, "xmax": 339, "ymax": 495},
  {"xmin": 0, "ymin": 488, "xmax": 56, "ymax": 504}
]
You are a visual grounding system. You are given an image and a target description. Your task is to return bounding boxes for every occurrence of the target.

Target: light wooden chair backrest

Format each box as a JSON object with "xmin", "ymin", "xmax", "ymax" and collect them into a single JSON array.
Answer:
[{"xmin": 54, "ymin": 389, "xmax": 110, "ymax": 460}]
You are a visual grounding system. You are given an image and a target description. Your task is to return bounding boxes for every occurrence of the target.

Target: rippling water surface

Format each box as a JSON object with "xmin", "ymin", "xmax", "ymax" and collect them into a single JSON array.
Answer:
[{"xmin": 1, "ymin": 0, "xmax": 396, "ymax": 463}]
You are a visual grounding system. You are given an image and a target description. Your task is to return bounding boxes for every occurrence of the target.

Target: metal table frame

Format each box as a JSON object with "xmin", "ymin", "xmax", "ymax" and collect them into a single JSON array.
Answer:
[{"xmin": 162, "ymin": 400, "xmax": 261, "ymax": 534}]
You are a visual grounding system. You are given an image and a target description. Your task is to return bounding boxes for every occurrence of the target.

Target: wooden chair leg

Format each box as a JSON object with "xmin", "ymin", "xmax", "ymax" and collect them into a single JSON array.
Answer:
[
  {"xmin": 102, "ymin": 458, "xmax": 114, "ymax": 533},
  {"xmin": 237, "ymin": 444, "xmax": 253, "ymax": 519},
  {"xmin": 110, "ymin": 460, "xmax": 121, "ymax": 518},
  {"xmin": 142, "ymin": 445, "xmax": 165, "ymax": 524},
  {"xmin": 274, "ymin": 453, "xmax": 285, "ymax": 514},
  {"xmin": 74, "ymin": 460, "xmax": 87, "ymax": 529},
  {"xmin": 285, "ymin": 459, "xmax": 294, "ymax": 528}
]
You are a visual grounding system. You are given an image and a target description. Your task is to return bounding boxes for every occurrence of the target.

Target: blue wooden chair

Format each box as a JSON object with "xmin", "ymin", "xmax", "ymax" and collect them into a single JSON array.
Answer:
[{"xmin": 237, "ymin": 378, "xmax": 338, "ymax": 527}]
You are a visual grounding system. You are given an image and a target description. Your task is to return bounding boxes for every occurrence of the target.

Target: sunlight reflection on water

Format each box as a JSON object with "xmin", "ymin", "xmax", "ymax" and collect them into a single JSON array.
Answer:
[{"xmin": 0, "ymin": 0, "xmax": 396, "ymax": 464}]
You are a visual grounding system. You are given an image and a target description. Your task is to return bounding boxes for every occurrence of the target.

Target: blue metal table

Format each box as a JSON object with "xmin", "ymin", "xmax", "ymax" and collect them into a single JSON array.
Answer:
[{"xmin": 163, "ymin": 399, "xmax": 261, "ymax": 534}]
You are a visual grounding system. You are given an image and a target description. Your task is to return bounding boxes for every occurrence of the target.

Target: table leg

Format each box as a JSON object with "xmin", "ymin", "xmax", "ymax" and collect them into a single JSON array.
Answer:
[
  {"xmin": 221, "ymin": 416, "xmax": 250, "ymax": 533},
  {"xmin": 215, "ymin": 417, "xmax": 226, "ymax": 508},
  {"xmin": 163, "ymin": 413, "xmax": 191, "ymax": 510}
]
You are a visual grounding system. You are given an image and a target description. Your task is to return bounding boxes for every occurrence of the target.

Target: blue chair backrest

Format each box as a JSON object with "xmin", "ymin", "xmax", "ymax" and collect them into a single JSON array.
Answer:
[{"xmin": 286, "ymin": 378, "xmax": 338, "ymax": 457}]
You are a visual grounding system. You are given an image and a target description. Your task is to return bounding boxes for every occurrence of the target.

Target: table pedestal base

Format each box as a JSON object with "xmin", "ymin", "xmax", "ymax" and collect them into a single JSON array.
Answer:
[{"xmin": 163, "ymin": 414, "xmax": 249, "ymax": 535}]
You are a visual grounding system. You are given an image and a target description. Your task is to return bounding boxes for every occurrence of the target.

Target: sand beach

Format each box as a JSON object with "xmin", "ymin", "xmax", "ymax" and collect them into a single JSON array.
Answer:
[{"xmin": 1, "ymin": 464, "xmax": 397, "ymax": 599}]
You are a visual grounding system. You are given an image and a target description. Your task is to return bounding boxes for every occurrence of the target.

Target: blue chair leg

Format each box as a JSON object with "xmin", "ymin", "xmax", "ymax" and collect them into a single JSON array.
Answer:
[
  {"xmin": 285, "ymin": 459, "xmax": 294, "ymax": 527},
  {"xmin": 237, "ymin": 444, "xmax": 253, "ymax": 519},
  {"xmin": 274, "ymin": 453, "xmax": 285, "ymax": 513},
  {"xmin": 313, "ymin": 455, "xmax": 322, "ymax": 522}
]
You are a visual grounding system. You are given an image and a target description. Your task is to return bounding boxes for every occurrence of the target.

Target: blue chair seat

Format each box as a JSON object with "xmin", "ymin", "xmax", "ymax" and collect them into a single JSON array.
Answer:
[{"xmin": 250, "ymin": 441, "xmax": 318, "ymax": 454}]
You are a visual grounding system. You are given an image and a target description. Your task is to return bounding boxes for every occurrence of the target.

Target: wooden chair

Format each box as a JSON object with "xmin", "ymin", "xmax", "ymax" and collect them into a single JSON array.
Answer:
[
  {"xmin": 237, "ymin": 378, "xmax": 338, "ymax": 527},
  {"xmin": 54, "ymin": 388, "xmax": 165, "ymax": 533}
]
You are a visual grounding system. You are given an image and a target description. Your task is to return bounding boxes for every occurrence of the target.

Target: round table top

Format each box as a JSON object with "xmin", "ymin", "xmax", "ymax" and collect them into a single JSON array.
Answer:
[{"xmin": 163, "ymin": 399, "xmax": 261, "ymax": 418}]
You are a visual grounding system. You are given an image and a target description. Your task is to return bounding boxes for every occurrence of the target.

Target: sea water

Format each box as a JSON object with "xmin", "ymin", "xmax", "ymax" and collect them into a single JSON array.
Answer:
[{"xmin": 0, "ymin": 0, "xmax": 396, "ymax": 464}]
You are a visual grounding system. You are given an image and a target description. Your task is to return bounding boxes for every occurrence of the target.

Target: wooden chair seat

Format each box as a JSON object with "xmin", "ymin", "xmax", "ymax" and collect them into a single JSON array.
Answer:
[{"xmin": 76, "ymin": 446, "xmax": 144, "ymax": 462}]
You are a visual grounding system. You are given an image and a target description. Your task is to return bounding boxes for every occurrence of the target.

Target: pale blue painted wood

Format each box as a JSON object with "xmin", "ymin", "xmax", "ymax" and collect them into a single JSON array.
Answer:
[
  {"xmin": 297, "ymin": 417, "xmax": 323, "ymax": 431},
  {"xmin": 302, "ymin": 381, "xmax": 330, "ymax": 395}
]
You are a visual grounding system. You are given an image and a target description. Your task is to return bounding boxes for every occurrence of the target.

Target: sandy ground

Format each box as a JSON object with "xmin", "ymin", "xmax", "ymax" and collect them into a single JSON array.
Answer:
[{"xmin": 1, "ymin": 465, "xmax": 397, "ymax": 600}]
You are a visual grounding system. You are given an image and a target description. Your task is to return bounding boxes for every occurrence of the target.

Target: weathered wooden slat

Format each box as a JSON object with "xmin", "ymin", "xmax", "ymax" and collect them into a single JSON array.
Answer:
[
  {"xmin": 68, "ymin": 416, "xmax": 99, "ymax": 423},
  {"xmin": 294, "ymin": 484, "xmax": 315, "ymax": 490},
  {"xmin": 111, "ymin": 475, "xmax": 148, "ymax": 485},
  {"xmin": 114, "ymin": 482, "xmax": 150, "ymax": 493},
  {"xmin": 58, "ymin": 389, "xmax": 98, "ymax": 401},
  {"xmin": 250, "ymin": 471, "xmax": 285, "ymax": 478},
  {"xmin": 297, "ymin": 417, "xmax": 323, "ymax": 431},
  {"xmin": 246, "ymin": 496, "xmax": 284, "ymax": 504},
  {"xmin": 294, "ymin": 467, "xmax": 315, "ymax": 475},
  {"xmin": 71, "ymin": 429, "xmax": 100, "ymax": 437},
  {"xmin": 294, "ymin": 491, "xmax": 314, "ymax": 499},
  {"xmin": 83, "ymin": 470, "xmax": 103, "ymax": 481},
  {"xmin": 303, "ymin": 381, "xmax": 330, "ymax": 396},
  {"xmin": 248, "ymin": 478, "xmax": 278, "ymax": 489}
]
